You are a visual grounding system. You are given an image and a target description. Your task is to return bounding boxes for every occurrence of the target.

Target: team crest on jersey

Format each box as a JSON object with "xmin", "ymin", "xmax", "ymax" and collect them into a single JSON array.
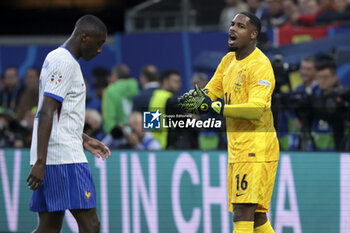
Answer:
[
  {"xmin": 51, "ymin": 71, "xmax": 62, "ymax": 84},
  {"xmin": 236, "ymin": 68, "xmax": 246, "ymax": 83},
  {"xmin": 85, "ymin": 190, "xmax": 91, "ymax": 200},
  {"xmin": 235, "ymin": 68, "xmax": 246, "ymax": 92}
]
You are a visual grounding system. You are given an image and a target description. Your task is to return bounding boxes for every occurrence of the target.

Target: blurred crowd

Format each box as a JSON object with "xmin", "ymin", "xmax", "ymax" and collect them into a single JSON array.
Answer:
[
  {"xmin": 0, "ymin": 66, "xmax": 39, "ymax": 148},
  {"xmin": 84, "ymin": 65, "xmax": 227, "ymax": 151},
  {"xmin": 1, "ymin": 0, "xmax": 350, "ymax": 151},
  {"xmin": 219, "ymin": 0, "xmax": 350, "ymax": 47},
  {"xmin": 1, "ymin": 55, "xmax": 349, "ymax": 151},
  {"xmin": 220, "ymin": 0, "xmax": 350, "ymax": 29},
  {"xmin": 272, "ymin": 55, "xmax": 350, "ymax": 152},
  {"xmin": 0, "ymin": 63, "xmax": 228, "ymax": 150}
]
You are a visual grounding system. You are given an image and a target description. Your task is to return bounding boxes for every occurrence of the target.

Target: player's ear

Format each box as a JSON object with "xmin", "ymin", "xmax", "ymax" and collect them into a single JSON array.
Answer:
[
  {"xmin": 250, "ymin": 29, "xmax": 258, "ymax": 40},
  {"xmin": 81, "ymin": 33, "xmax": 89, "ymax": 42}
]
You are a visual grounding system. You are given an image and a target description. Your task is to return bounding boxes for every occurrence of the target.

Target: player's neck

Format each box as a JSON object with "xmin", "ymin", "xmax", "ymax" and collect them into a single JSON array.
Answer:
[
  {"xmin": 235, "ymin": 44, "xmax": 256, "ymax": 61},
  {"xmin": 63, "ymin": 38, "xmax": 80, "ymax": 60}
]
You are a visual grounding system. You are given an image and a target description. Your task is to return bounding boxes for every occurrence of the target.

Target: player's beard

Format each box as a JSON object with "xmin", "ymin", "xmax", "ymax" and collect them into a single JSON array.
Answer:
[{"xmin": 228, "ymin": 45, "xmax": 238, "ymax": 52}]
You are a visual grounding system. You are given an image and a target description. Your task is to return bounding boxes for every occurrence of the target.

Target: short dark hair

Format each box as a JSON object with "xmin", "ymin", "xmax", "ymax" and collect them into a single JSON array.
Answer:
[
  {"xmin": 92, "ymin": 67, "xmax": 110, "ymax": 80},
  {"xmin": 113, "ymin": 64, "xmax": 130, "ymax": 79},
  {"xmin": 302, "ymin": 56, "xmax": 315, "ymax": 63},
  {"xmin": 192, "ymin": 72, "xmax": 208, "ymax": 83},
  {"xmin": 160, "ymin": 70, "xmax": 180, "ymax": 84},
  {"xmin": 141, "ymin": 65, "xmax": 158, "ymax": 82},
  {"xmin": 301, "ymin": 56, "xmax": 316, "ymax": 67},
  {"xmin": 27, "ymin": 67, "xmax": 40, "ymax": 76},
  {"xmin": 75, "ymin": 14, "xmax": 107, "ymax": 35},
  {"xmin": 239, "ymin": 12, "xmax": 261, "ymax": 36},
  {"xmin": 316, "ymin": 59, "xmax": 337, "ymax": 75},
  {"xmin": 1, "ymin": 66, "xmax": 18, "ymax": 80}
]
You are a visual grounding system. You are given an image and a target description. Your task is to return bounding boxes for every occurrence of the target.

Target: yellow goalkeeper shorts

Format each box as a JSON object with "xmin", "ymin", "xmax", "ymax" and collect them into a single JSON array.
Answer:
[{"xmin": 227, "ymin": 161, "xmax": 278, "ymax": 213}]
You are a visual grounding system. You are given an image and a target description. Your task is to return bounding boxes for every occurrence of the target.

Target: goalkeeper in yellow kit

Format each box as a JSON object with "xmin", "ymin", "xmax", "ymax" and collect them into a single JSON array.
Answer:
[{"xmin": 178, "ymin": 12, "xmax": 279, "ymax": 233}]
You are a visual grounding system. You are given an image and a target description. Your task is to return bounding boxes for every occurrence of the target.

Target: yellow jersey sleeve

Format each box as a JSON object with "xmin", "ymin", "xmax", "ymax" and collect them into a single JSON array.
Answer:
[
  {"xmin": 247, "ymin": 59, "xmax": 275, "ymax": 107},
  {"xmin": 223, "ymin": 102, "xmax": 265, "ymax": 120},
  {"xmin": 205, "ymin": 53, "xmax": 233, "ymax": 100}
]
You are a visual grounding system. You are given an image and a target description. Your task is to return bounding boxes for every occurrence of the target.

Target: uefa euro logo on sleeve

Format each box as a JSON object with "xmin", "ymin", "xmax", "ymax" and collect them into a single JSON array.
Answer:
[{"xmin": 143, "ymin": 110, "xmax": 161, "ymax": 129}]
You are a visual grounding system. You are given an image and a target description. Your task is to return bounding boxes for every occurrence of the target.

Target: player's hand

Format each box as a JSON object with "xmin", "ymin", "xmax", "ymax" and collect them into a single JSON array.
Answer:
[
  {"xmin": 83, "ymin": 136, "xmax": 111, "ymax": 160},
  {"xmin": 182, "ymin": 88, "xmax": 209, "ymax": 98},
  {"xmin": 178, "ymin": 84, "xmax": 224, "ymax": 115},
  {"xmin": 27, "ymin": 161, "xmax": 46, "ymax": 190},
  {"xmin": 194, "ymin": 84, "xmax": 224, "ymax": 115}
]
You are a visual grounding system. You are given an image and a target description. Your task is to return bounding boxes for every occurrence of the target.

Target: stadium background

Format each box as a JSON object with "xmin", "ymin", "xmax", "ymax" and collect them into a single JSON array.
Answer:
[{"xmin": 1, "ymin": 0, "xmax": 350, "ymax": 232}]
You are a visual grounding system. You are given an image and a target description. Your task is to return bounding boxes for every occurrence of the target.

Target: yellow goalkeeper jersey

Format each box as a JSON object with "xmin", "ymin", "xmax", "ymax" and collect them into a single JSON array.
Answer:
[{"xmin": 206, "ymin": 48, "xmax": 279, "ymax": 163}]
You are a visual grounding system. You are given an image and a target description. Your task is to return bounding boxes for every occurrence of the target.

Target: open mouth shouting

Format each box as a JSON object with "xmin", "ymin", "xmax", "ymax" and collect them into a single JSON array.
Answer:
[{"xmin": 229, "ymin": 34, "xmax": 237, "ymax": 46}]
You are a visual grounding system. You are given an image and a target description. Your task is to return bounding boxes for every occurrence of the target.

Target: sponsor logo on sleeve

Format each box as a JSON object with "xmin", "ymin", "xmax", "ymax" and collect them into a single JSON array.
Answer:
[{"xmin": 258, "ymin": 79, "xmax": 271, "ymax": 87}]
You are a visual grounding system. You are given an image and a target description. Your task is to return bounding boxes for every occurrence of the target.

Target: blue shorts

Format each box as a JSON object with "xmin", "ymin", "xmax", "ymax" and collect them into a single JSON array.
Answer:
[{"xmin": 30, "ymin": 163, "xmax": 96, "ymax": 214}]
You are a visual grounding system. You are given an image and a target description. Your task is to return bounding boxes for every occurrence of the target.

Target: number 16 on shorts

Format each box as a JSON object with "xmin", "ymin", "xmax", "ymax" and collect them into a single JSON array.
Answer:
[{"xmin": 235, "ymin": 174, "xmax": 248, "ymax": 197}]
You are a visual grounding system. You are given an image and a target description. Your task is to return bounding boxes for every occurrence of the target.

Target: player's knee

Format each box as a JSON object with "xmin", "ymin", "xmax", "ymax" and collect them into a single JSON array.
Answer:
[
  {"xmin": 33, "ymin": 224, "xmax": 62, "ymax": 233},
  {"xmin": 254, "ymin": 212, "xmax": 267, "ymax": 227},
  {"xmin": 47, "ymin": 223, "xmax": 63, "ymax": 233},
  {"xmin": 233, "ymin": 209, "xmax": 245, "ymax": 222},
  {"xmin": 49, "ymin": 228, "xmax": 61, "ymax": 233},
  {"xmin": 85, "ymin": 215, "xmax": 100, "ymax": 233},
  {"xmin": 32, "ymin": 229, "xmax": 60, "ymax": 233},
  {"xmin": 91, "ymin": 218, "xmax": 100, "ymax": 233},
  {"xmin": 233, "ymin": 204, "xmax": 256, "ymax": 222},
  {"xmin": 36, "ymin": 218, "xmax": 63, "ymax": 233}
]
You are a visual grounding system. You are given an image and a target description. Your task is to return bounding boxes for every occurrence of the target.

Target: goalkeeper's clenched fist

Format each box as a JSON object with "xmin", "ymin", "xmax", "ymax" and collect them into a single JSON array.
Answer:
[{"xmin": 178, "ymin": 84, "xmax": 224, "ymax": 115}]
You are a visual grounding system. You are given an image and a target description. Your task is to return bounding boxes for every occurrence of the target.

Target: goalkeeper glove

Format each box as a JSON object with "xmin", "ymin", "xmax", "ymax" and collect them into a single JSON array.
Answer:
[
  {"xmin": 181, "ymin": 88, "xmax": 209, "ymax": 98},
  {"xmin": 178, "ymin": 84, "xmax": 224, "ymax": 115}
]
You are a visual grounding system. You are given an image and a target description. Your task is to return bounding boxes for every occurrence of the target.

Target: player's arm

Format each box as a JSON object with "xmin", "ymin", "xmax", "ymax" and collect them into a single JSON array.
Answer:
[
  {"xmin": 27, "ymin": 96, "xmax": 60, "ymax": 190},
  {"xmin": 179, "ymin": 85, "xmax": 264, "ymax": 119},
  {"xmin": 223, "ymin": 102, "xmax": 265, "ymax": 120},
  {"xmin": 27, "ymin": 60, "xmax": 74, "ymax": 190},
  {"xmin": 179, "ymin": 60, "xmax": 273, "ymax": 119},
  {"xmin": 82, "ymin": 133, "xmax": 111, "ymax": 160},
  {"xmin": 180, "ymin": 90, "xmax": 265, "ymax": 119}
]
